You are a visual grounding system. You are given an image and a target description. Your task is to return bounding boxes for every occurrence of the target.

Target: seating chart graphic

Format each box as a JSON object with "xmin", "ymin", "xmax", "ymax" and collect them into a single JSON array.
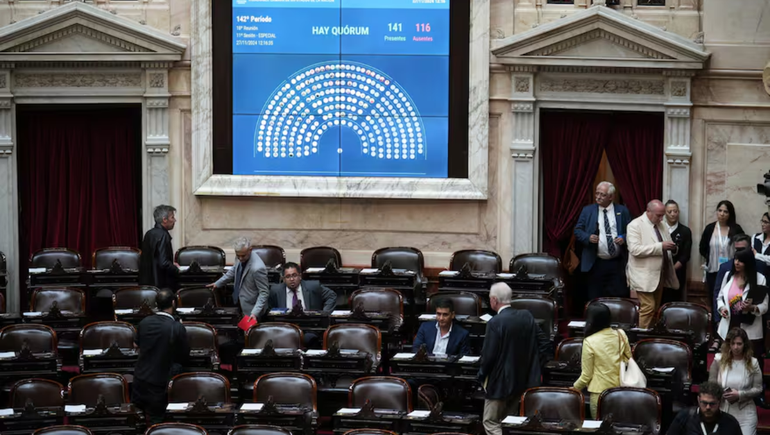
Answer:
[
  {"xmin": 255, "ymin": 61, "xmax": 426, "ymax": 162},
  {"xmin": 232, "ymin": 0, "xmax": 450, "ymax": 178}
]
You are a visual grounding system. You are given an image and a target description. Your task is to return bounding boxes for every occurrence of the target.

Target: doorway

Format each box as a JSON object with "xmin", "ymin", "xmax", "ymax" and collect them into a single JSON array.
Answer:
[{"xmin": 16, "ymin": 105, "xmax": 142, "ymax": 308}]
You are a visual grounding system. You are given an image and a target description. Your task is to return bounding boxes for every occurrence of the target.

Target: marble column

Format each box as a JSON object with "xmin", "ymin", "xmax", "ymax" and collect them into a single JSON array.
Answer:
[
  {"xmin": 510, "ymin": 68, "xmax": 537, "ymax": 255},
  {"xmin": 0, "ymin": 68, "xmax": 18, "ymax": 312},
  {"xmin": 143, "ymin": 64, "xmax": 172, "ymax": 232},
  {"xmin": 663, "ymin": 75, "xmax": 693, "ymax": 225}
]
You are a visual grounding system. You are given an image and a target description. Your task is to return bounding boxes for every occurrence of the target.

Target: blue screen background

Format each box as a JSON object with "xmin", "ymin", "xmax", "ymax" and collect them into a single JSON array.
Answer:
[{"xmin": 232, "ymin": 0, "xmax": 450, "ymax": 178}]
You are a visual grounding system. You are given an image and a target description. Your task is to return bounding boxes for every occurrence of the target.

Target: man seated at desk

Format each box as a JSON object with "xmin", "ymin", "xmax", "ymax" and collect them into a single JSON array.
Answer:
[
  {"xmin": 413, "ymin": 299, "xmax": 470, "ymax": 356},
  {"xmin": 268, "ymin": 262, "xmax": 337, "ymax": 347}
]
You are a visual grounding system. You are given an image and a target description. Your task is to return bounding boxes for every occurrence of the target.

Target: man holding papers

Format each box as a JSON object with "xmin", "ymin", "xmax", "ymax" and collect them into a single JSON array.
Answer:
[{"xmin": 413, "ymin": 298, "xmax": 470, "ymax": 356}]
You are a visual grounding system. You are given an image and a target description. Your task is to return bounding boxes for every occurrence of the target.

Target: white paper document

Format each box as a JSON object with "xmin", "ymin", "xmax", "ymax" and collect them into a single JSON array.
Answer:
[
  {"xmin": 114, "ymin": 309, "xmax": 133, "ymax": 315},
  {"xmin": 305, "ymin": 267, "xmax": 325, "ymax": 273},
  {"xmin": 502, "ymin": 416, "xmax": 527, "ymax": 425},
  {"xmin": 479, "ymin": 314, "xmax": 493, "ymax": 322},
  {"xmin": 583, "ymin": 420, "xmax": 602, "ymax": 429},
  {"xmin": 407, "ymin": 410, "xmax": 430, "ymax": 418},
  {"xmin": 176, "ymin": 307, "xmax": 195, "ymax": 313},
  {"xmin": 337, "ymin": 408, "xmax": 361, "ymax": 415},
  {"xmin": 458, "ymin": 356, "xmax": 481, "ymax": 363},
  {"xmin": 331, "ymin": 310, "xmax": 352, "ymax": 316},
  {"xmin": 65, "ymin": 405, "xmax": 87, "ymax": 413},
  {"xmin": 568, "ymin": 321, "xmax": 586, "ymax": 328},
  {"xmin": 28, "ymin": 268, "xmax": 47, "ymax": 274},
  {"xmin": 496, "ymin": 273, "xmax": 515, "ymax": 279},
  {"xmin": 438, "ymin": 270, "xmax": 458, "ymax": 277},
  {"xmin": 82, "ymin": 349, "xmax": 104, "ymax": 356},
  {"xmin": 241, "ymin": 349, "xmax": 262, "ymax": 355},
  {"xmin": 0, "ymin": 408, "xmax": 14, "ymax": 416},
  {"xmin": 418, "ymin": 314, "xmax": 436, "ymax": 320},
  {"xmin": 304, "ymin": 349, "xmax": 327, "ymax": 356},
  {"xmin": 0, "ymin": 352, "xmax": 15, "ymax": 359},
  {"xmin": 652, "ymin": 367, "xmax": 675, "ymax": 373},
  {"xmin": 241, "ymin": 403, "xmax": 264, "ymax": 411},
  {"xmin": 166, "ymin": 403, "xmax": 189, "ymax": 411},
  {"xmin": 178, "ymin": 266, "xmax": 190, "ymax": 272},
  {"xmin": 392, "ymin": 353, "xmax": 415, "ymax": 360},
  {"xmin": 224, "ymin": 266, "xmax": 233, "ymax": 271},
  {"xmin": 23, "ymin": 312, "xmax": 43, "ymax": 317},
  {"xmin": 359, "ymin": 268, "xmax": 379, "ymax": 274}
]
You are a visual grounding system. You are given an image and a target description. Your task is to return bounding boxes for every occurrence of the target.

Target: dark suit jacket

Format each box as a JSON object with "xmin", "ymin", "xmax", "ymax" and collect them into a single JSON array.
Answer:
[
  {"xmin": 478, "ymin": 307, "xmax": 552, "ymax": 400},
  {"xmin": 412, "ymin": 321, "xmax": 470, "ymax": 356},
  {"xmin": 138, "ymin": 224, "xmax": 179, "ymax": 290},
  {"xmin": 670, "ymin": 223, "xmax": 693, "ymax": 291},
  {"xmin": 134, "ymin": 313, "xmax": 190, "ymax": 387},
  {"xmin": 574, "ymin": 203, "xmax": 632, "ymax": 272},
  {"xmin": 698, "ymin": 222, "xmax": 745, "ymax": 268},
  {"xmin": 268, "ymin": 280, "xmax": 337, "ymax": 312}
]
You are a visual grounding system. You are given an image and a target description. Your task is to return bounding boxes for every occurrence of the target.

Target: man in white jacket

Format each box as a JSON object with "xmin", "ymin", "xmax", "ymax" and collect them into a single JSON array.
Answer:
[{"xmin": 626, "ymin": 200, "xmax": 679, "ymax": 329}]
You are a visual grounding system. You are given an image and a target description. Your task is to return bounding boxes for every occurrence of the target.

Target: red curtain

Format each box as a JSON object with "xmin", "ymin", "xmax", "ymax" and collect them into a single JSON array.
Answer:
[
  {"xmin": 17, "ymin": 106, "xmax": 141, "ymax": 268},
  {"xmin": 604, "ymin": 112, "xmax": 664, "ymax": 217},
  {"xmin": 541, "ymin": 111, "xmax": 609, "ymax": 256}
]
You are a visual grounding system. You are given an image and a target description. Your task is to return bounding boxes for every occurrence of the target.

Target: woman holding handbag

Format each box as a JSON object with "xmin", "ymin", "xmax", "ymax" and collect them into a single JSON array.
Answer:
[
  {"xmin": 573, "ymin": 303, "xmax": 633, "ymax": 419},
  {"xmin": 709, "ymin": 327, "xmax": 762, "ymax": 435}
]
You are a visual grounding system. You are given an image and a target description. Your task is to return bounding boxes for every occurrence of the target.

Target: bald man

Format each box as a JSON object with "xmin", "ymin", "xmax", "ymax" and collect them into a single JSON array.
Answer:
[{"xmin": 626, "ymin": 200, "xmax": 680, "ymax": 328}]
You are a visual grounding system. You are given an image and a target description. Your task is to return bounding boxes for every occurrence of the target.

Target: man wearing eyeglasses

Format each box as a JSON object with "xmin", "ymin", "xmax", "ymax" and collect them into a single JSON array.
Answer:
[
  {"xmin": 666, "ymin": 381, "xmax": 741, "ymax": 434},
  {"xmin": 268, "ymin": 261, "xmax": 337, "ymax": 347},
  {"xmin": 574, "ymin": 181, "xmax": 632, "ymax": 301}
]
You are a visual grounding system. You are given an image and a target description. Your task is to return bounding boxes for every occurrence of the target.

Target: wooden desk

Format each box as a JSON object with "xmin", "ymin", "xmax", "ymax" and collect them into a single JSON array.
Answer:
[
  {"xmin": 403, "ymin": 410, "xmax": 482, "ymax": 435},
  {"xmin": 237, "ymin": 403, "xmax": 317, "ymax": 435},
  {"xmin": 438, "ymin": 271, "xmax": 495, "ymax": 296},
  {"xmin": 542, "ymin": 360, "xmax": 581, "ymax": 388},
  {"xmin": 266, "ymin": 310, "xmax": 330, "ymax": 335},
  {"xmin": 390, "ymin": 354, "xmax": 482, "ymax": 411},
  {"xmin": 114, "ymin": 307, "xmax": 156, "ymax": 326},
  {"xmin": 87, "ymin": 268, "xmax": 139, "ymax": 287},
  {"xmin": 359, "ymin": 269, "xmax": 420, "ymax": 305},
  {"xmin": 67, "ymin": 403, "xmax": 142, "ymax": 434},
  {"xmin": 303, "ymin": 267, "xmax": 360, "ymax": 309},
  {"xmin": 304, "ymin": 349, "xmax": 376, "ymax": 393},
  {"xmin": 235, "ymin": 348, "xmax": 302, "ymax": 394},
  {"xmin": 0, "ymin": 407, "xmax": 65, "ymax": 435},
  {"xmin": 333, "ymin": 407, "xmax": 404, "ymax": 435},
  {"xmin": 28, "ymin": 268, "xmax": 87, "ymax": 288},
  {"xmin": 80, "ymin": 347, "xmax": 138, "ymax": 375},
  {"xmin": 176, "ymin": 307, "xmax": 241, "ymax": 341},
  {"xmin": 0, "ymin": 313, "xmax": 22, "ymax": 328},
  {"xmin": 185, "ymin": 348, "xmax": 220, "ymax": 372},
  {"xmin": 503, "ymin": 417, "xmax": 650, "ymax": 435},
  {"xmin": 164, "ymin": 402, "xmax": 236, "ymax": 434},
  {"xmin": 0, "ymin": 352, "xmax": 61, "ymax": 382}
]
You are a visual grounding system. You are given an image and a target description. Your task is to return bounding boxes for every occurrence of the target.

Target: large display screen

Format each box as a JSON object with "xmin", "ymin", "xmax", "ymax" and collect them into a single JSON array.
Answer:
[{"xmin": 232, "ymin": 0, "xmax": 450, "ymax": 178}]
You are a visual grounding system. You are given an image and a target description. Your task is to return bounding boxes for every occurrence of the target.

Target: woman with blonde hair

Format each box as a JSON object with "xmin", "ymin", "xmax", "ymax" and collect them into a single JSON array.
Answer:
[{"xmin": 709, "ymin": 327, "xmax": 762, "ymax": 435}]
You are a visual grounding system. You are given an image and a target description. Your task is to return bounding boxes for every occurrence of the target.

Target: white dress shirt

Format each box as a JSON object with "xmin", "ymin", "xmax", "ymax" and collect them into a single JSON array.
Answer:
[
  {"xmin": 157, "ymin": 311, "xmax": 175, "ymax": 320},
  {"xmin": 597, "ymin": 203, "xmax": 619, "ymax": 260},
  {"xmin": 432, "ymin": 322, "xmax": 452, "ymax": 355},
  {"xmin": 666, "ymin": 221, "xmax": 679, "ymax": 234},
  {"xmin": 286, "ymin": 284, "xmax": 306, "ymax": 310}
]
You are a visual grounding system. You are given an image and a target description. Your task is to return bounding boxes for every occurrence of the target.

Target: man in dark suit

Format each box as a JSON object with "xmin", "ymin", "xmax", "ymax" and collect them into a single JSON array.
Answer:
[
  {"xmin": 132, "ymin": 288, "xmax": 189, "ymax": 424},
  {"xmin": 663, "ymin": 200, "xmax": 692, "ymax": 304},
  {"xmin": 268, "ymin": 262, "xmax": 336, "ymax": 347},
  {"xmin": 207, "ymin": 237, "xmax": 269, "ymax": 320},
  {"xmin": 413, "ymin": 299, "xmax": 470, "ymax": 356},
  {"xmin": 574, "ymin": 181, "xmax": 632, "ymax": 300},
  {"xmin": 479, "ymin": 283, "xmax": 552, "ymax": 435},
  {"xmin": 138, "ymin": 205, "xmax": 180, "ymax": 290}
]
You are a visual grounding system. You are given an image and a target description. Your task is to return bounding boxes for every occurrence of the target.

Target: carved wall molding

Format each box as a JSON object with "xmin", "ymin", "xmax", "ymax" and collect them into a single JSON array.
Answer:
[
  {"xmin": 670, "ymin": 81, "xmax": 687, "ymax": 97},
  {"xmin": 667, "ymin": 158, "xmax": 691, "ymax": 165},
  {"xmin": 147, "ymin": 147, "xmax": 169, "ymax": 154},
  {"xmin": 5, "ymin": 24, "xmax": 149, "ymax": 53},
  {"xmin": 14, "ymin": 72, "xmax": 142, "ymax": 88},
  {"xmin": 512, "ymin": 152, "xmax": 535, "ymax": 160},
  {"xmin": 540, "ymin": 66, "xmax": 665, "ymax": 75},
  {"xmin": 0, "ymin": 99, "xmax": 11, "ymax": 109},
  {"xmin": 146, "ymin": 97, "xmax": 168, "ymax": 108},
  {"xmin": 15, "ymin": 61, "xmax": 141, "ymax": 69},
  {"xmin": 512, "ymin": 102, "xmax": 534, "ymax": 112},
  {"xmin": 514, "ymin": 77, "xmax": 531, "ymax": 93},
  {"xmin": 539, "ymin": 77, "xmax": 665, "ymax": 95},
  {"xmin": 149, "ymin": 73, "xmax": 165, "ymax": 88},
  {"xmin": 509, "ymin": 65, "xmax": 539, "ymax": 73},
  {"xmin": 141, "ymin": 61, "xmax": 175, "ymax": 69},
  {"xmin": 666, "ymin": 107, "xmax": 691, "ymax": 117},
  {"xmin": 0, "ymin": 75, "xmax": 6, "ymax": 89},
  {"xmin": 527, "ymin": 29, "xmax": 671, "ymax": 60}
]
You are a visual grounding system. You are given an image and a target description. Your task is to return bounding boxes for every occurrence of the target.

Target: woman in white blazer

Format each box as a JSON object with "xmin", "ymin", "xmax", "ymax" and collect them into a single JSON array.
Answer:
[{"xmin": 717, "ymin": 248, "xmax": 768, "ymax": 358}]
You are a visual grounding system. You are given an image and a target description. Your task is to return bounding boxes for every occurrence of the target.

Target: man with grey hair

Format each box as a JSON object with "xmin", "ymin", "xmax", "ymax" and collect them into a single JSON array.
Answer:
[
  {"xmin": 626, "ymin": 199, "xmax": 679, "ymax": 328},
  {"xmin": 139, "ymin": 205, "xmax": 180, "ymax": 290},
  {"xmin": 575, "ymin": 181, "xmax": 632, "ymax": 301},
  {"xmin": 478, "ymin": 283, "xmax": 552, "ymax": 435},
  {"xmin": 207, "ymin": 237, "xmax": 269, "ymax": 320}
]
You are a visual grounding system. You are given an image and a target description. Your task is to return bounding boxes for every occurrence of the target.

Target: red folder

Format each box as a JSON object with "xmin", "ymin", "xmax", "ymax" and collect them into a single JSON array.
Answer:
[{"xmin": 238, "ymin": 315, "xmax": 257, "ymax": 331}]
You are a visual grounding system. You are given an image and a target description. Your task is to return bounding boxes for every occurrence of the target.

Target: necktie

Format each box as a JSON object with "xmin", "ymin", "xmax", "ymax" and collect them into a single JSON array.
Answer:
[
  {"xmin": 603, "ymin": 209, "xmax": 616, "ymax": 256},
  {"xmin": 291, "ymin": 289, "xmax": 299, "ymax": 308}
]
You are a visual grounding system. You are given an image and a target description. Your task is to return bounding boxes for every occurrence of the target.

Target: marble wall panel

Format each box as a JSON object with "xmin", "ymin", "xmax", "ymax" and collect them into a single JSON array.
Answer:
[{"xmin": 726, "ymin": 143, "xmax": 770, "ymax": 228}]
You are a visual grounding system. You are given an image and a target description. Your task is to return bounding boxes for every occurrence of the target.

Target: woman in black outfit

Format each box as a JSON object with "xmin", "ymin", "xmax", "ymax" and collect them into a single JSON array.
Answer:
[{"xmin": 700, "ymin": 200, "xmax": 744, "ymax": 319}]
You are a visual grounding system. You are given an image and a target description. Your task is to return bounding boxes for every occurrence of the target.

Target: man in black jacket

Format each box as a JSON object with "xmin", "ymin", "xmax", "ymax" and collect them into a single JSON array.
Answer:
[
  {"xmin": 479, "ymin": 283, "xmax": 552, "ymax": 435},
  {"xmin": 139, "ymin": 204, "xmax": 179, "ymax": 290},
  {"xmin": 132, "ymin": 288, "xmax": 189, "ymax": 424},
  {"xmin": 666, "ymin": 382, "xmax": 741, "ymax": 434}
]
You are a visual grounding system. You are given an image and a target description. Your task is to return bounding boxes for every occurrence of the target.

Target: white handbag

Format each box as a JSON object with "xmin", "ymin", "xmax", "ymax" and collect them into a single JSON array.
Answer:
[{"xmin": 618, "ymin": 330, "xmax": 647, "ymax": 388}]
